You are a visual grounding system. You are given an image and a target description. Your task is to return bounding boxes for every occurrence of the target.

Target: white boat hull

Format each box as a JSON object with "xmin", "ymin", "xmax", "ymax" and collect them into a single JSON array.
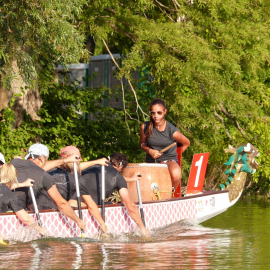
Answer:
[{"xmin": 0, "ymin": 190, "xmax": 237, "ymax": 238}]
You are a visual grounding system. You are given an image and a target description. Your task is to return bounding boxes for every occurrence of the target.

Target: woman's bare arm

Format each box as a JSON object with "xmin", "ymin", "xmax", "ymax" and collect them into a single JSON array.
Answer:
[
  {"xmin": 173, "ymin": 131, "xmax": 190, "ymax": 152},
  {"xmin": 80, "ymin": 158, "xmax": 108, "ymax": 171},
  {"xmin": 9, "ymin": 179, "xmax": 34, "ymax": 190},
  {"xmin": 43, "ymin": 154, "xmax": 81, "ymax": 171}
]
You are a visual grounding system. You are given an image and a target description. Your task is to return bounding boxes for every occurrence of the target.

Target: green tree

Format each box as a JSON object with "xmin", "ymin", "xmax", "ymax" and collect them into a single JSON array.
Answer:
[
  {"xmin": 81, "ymin": 0, "xmax": 270, "ymax": 190},
  {"xmin": 1, "ymin": 0, "xmax": 270, "ymax": 192},
  {"xmin": 0, "ymin": 0, "xmax": 88, "ymax": 123}
]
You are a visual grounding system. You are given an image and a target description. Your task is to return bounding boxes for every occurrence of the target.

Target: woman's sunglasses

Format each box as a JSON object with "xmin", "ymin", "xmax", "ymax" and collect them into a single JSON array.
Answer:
[{"xmin": 149, "ymin": 111, "xmax": 164, "ymax": 116}]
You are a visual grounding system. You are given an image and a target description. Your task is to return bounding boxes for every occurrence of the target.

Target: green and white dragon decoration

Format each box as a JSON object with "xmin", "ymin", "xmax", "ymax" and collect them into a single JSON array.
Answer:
[{"xmin": 220, "ymin": 143, "xmax": 259, "ymax": 202}]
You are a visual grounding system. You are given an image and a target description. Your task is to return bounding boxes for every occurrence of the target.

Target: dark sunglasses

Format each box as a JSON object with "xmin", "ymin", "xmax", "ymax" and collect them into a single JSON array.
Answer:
[
  {"xmin": 107, "ymin": 156, "xmax": 123, "ymax": 167},
  {"xmin": 149, "ymin": 111, "xmax": 164, "ymax": 116}
]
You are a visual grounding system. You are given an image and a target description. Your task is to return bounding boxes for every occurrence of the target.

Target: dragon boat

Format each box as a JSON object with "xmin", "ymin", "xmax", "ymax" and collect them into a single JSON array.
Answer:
[{"xmin": 0, "ymin": 143, "xmax": 259, "ymax": 239}]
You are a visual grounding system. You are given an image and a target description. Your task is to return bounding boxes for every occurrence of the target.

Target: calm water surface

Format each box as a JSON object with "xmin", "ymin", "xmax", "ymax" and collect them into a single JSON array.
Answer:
[{"xmin": 0, "ymin": 196, "xmax": 270, "ymax": 269}]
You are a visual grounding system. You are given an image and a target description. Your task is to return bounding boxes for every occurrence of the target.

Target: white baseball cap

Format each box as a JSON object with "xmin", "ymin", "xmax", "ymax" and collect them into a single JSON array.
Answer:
[
  {"xmin": 0, "ymin": 153, "xmax": 5, "ymax": 164},
  {"xmin": 25, "ymin": 143, "xmax": 50, "ymax": 160}
]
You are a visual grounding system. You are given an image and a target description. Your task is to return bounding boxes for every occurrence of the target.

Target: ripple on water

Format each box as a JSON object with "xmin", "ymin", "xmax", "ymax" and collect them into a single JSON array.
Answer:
[{"xmin": 0, "ymin": 197, "xmax": 269, "ymax": 269}]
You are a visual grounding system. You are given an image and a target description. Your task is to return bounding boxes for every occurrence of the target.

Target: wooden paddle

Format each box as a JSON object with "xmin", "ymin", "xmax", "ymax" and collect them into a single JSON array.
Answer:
[
  {"xmin": 136, "ymin": 177, "xmax": 146, "ymax": 227},
  {"xmin": 159, "ymin": 142, "xmax": 177, "ymax": 153},
  {"xmin": 73, "ymin": 162, "xmax": 85, "ymax": 238},
  {"xmin": 101, "ymin": 165, "xmax": 105, "ymax": 221},
  {"xmin": 29, "ymin": 186, "xmax": 42, "ymax": 227}
]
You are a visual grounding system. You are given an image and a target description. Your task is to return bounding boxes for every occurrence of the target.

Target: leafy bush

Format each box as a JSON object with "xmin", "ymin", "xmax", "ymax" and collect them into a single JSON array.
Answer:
[{"xmin": 0, "ymin": 76, "xmax": 147, "ymax": 163}]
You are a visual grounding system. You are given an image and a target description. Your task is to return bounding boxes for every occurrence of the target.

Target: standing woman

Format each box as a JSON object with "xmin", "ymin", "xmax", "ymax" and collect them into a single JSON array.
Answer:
[{"xmin": 140, "ymin": 98, "xmax": 190, "ymax": 192}]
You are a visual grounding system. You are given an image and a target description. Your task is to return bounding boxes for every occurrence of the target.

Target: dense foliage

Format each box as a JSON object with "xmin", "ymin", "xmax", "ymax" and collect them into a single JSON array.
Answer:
[
  {"xmin": 1, "ymin": 0, "xmax": 270, "ymax": 190},
  {"xmin": 0, "ymin": 0, "xmax": 88, "ymax": 90},
  {"xmin": 82, "ymin": 0, "xmax": 270, "ymax": 190},
  {"xmin": 0, "ymin": 77, "xmax": 146, "ymax": 162}
]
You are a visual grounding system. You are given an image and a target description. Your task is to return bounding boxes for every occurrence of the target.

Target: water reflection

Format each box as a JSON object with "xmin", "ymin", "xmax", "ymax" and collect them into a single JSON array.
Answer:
[
  {"xmin": 0, "ymin": 225, "xmax": 239, "ymax": 269},
  {"xmin": 71, "ymin": 241, "xmax": 83, "ymax": 269},
  {"xmin": 0, "ymin": 197, "xmax": 268, "ymax": 269},
  {"xmin": 30, "ymin": 242, "xmax": 42, "ymax": 270}
]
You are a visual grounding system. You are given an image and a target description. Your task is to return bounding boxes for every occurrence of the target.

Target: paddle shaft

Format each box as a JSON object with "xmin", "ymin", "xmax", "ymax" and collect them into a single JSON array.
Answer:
[
  {"xmin": 29, "ymin": 186, "xmax": 42, "ymax": 226},
  {"xmin": 136, "ymin": 179, "xmax": 146, "ymax": 227},
  {"xmin": 159, "ymin": 142, "xmax": 177, "ymax": 153},
  {"xmin": 101, "ymin": 165, "xmax": 105, "ymax": 222},
  {"xmin": 73, "ymin": 162, "xmax": 84, "ymax": 236}
]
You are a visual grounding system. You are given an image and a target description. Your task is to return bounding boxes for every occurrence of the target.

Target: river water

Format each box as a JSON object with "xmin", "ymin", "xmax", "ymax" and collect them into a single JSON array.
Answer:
[{"xmin": 0, "ymin": 196, "xmax": 269, "ymax": 269}]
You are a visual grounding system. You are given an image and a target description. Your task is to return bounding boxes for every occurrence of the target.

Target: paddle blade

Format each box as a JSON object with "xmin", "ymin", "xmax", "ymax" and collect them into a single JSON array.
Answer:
[
  {"xmin": 0, "ymin": 239, "xmax": 7, "ymax": 245},
  {"xmin": 140, "ymin": 208, "xmax": 146, "ymax": 227}
]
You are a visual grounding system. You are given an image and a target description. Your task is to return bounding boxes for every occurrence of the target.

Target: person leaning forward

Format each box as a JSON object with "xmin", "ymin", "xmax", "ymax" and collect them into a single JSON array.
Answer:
[
  {"xmin": 106, "ymin": 152, "xmax": 142, "ymax": 182},
  {"xmin": 0, "ymin": 163, "xmax": 46, "ymax": 236},
  {"xmin": 71, "ymin": 162, "xmax": 150, "ymax": 237},
  {"xmin": 38, "ymin": 145, "xmax": 107, "ymax": 233},
  {"xmin": 11, "ymin": 143, "xmax": 86, "ymax": 232}
]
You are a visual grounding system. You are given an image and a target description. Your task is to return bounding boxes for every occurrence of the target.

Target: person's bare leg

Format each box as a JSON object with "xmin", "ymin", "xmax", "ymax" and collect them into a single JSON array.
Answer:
[{"xmin": 167, "ymin": 161, "xmax": 181, "ymax": 192}]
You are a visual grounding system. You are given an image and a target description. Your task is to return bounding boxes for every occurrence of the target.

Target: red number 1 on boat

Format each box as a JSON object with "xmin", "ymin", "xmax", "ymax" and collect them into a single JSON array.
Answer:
[{"xmin": 186, "ymin": 153, "xmax": 209, "ymax": 195}]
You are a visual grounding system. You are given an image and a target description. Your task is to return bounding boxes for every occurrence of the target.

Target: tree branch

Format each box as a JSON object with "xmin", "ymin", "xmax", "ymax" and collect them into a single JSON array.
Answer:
[
  {"xmin": 102, "ymin": 39, "xmax": 148, "ymax": 121},
  {"xmin": 171, "ymin": 0, "xmax": 181, "ymax": 8},
  {"xmin": 214, "ymin": 110, "xmax": 235, "ymax": 143},
  {"xmin": 104, "ymin": 8, "xmax": 117, "ymax": 14},
  {"xmin": 169, "ymin": 0, "xmax": 178, "ymax": 9},
  {"xmin": 237, "ymin": 115, "xmax": 270, "ymax": 119},
  {"xmin": 260, "ymin": 90, "xmax": 270, "ymax": 100},
  {"xmin": 157, "ymin": 37, "xmax": 186, "ymax": 60},
  {"xmin": 194, "ymin": 81, "xmax": 208, "ymax": 95},
  {"xmin": 106, "ymin": 22, "xmax": 136, "ymax": 43},
  {"xmin": 199, "ymin": 83, "xmax": 208, "ymax": 96},
  {"xmin": 155, "ymin": 4, "xmax": 176, "ymax": 22},
  {"xmin": 120, "ymin": 79, "xmax": 131, "ymax": 134},
  {"xmin": 154, "ymin": 0, "xmax": 178, "ymax": 12},
  {"xmin": 218, "ymin": 103, "xmax": 248, "ymax": 138}
]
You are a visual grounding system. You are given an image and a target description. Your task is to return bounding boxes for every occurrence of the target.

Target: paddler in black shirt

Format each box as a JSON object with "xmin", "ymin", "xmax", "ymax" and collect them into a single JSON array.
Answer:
[
  {"xmin": 71, "ymin": 153, "xmax": 150, "ymax": 237},
  {"xmin": 107, "ymin": 152, "xmax": 142, "ymax": 182},
  {"xmin": 11, "ymin": 143, "xmax": 86, "ymax": 232},
  {"xmin": 39, "ymin": 145, "xmax": 107, "ymax": 233},
  {"xmin": 0, "ymin": 163, "xmax": 45, "ymax": 236}
]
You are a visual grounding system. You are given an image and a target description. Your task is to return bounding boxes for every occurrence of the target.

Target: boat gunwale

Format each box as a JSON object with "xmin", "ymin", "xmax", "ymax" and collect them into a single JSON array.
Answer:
[{"xmin": 0, "ymin": 190, "xmax": 229, "ymax": 216}]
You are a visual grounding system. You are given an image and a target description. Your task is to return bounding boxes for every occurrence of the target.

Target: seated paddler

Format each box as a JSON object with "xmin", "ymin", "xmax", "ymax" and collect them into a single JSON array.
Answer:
[
  {"xmin": 39, "ymin": 145, "xmax": 107, "ymax": 233},
  {"xmin": 72, "ymin": 153, "xmax": 150, "ymax": 237},
  {"xmin": 106, "ymin": 153, "xmax": 142, "ymax": 182},
  {"xmin": 140, "ymin": 98, "xmax": 190, "ymax": 192},
  {"xmin": 11, "ymin": 143, "xmax": 86, "ymax": 233},
  {"xmin": 0, "ymin": 163, "xmax": 46, "ymax": 236}
]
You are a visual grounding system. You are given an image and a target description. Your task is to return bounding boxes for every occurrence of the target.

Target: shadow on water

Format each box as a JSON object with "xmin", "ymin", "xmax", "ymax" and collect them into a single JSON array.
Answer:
[{"xmin": 0, "ymin": 196, "xmax": 270, "ymax": 269}]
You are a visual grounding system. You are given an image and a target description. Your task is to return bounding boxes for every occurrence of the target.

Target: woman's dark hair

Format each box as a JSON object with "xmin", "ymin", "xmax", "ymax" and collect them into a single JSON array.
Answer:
[
  {"xmin": 146, "ymin": 98, "xmax": 167, "ymax": 137},
  {"xmin": 110, "ymin": 153, "xmax": 128, "ymax": 168}
]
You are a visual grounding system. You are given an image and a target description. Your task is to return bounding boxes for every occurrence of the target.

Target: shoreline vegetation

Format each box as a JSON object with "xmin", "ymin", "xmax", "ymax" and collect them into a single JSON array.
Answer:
[{"xmin": 1, "ymin": 0, "xmax": 270, "ymax": 193}]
